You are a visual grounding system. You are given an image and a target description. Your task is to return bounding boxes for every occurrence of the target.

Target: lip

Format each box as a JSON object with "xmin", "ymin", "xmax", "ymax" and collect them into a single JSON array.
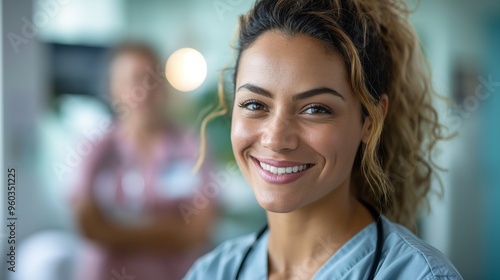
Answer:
[{"xmin": 251, "ymin": 156, "xmax": 314, "ymax": 184}]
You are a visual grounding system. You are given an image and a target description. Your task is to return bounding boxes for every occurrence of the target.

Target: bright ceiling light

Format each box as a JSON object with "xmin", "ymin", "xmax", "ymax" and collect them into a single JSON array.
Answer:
[{"xmin": 165, "ymin": 48, "xmax": 207, "ymax": 92}]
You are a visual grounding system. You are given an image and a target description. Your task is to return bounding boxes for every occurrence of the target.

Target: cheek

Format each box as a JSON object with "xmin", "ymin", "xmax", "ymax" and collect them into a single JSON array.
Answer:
[
  {"xmin": 302, "ymin": 122, "xmax": 361, "ymax": 165},
  {"xmin": 303, "ymin": 126, "xmax": 339, "ymax": 163},
  {"xmin": 230, "ymin": 114, "xmax": 256, "ymax": 158}
]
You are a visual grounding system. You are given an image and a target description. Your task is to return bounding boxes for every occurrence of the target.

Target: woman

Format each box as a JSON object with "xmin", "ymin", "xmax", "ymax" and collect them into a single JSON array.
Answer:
[
  {"xmin": 70, "ymin": 43, "xmax": 217, "ymax": 280},
  {"xmin": 185, "ymin": 0, "xmax": 462, "ymax": 279}
]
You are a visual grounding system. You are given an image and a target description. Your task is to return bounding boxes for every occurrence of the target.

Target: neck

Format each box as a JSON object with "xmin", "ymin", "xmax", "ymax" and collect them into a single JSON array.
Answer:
[{"xmin": 266, "ymin": 179, "xmax": 373, "ymax": 278}]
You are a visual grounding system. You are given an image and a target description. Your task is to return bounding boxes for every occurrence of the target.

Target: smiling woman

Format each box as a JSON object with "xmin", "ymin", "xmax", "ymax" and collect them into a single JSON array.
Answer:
[
  {"xmin": 232, "ymin": 33, "xmax": 375, "ymax": 215},
  {"xmin": 185, "ymin": 0, "xmax": 463, "ymax": 279}
]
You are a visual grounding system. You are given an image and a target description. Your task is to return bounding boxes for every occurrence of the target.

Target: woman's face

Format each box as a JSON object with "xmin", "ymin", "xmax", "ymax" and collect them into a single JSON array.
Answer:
[
  {"xmin": 110, "ymin": 52, "xmax": 166, "ymax": 121},
  {"xmin": 231, "ymin": 31, "xmax": 371, "ymax": 213}
]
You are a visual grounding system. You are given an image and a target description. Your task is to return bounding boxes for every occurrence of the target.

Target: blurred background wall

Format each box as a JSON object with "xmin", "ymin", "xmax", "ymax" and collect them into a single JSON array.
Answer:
[{"xmin": 1, "ymin": 0, "xmax": 499, "ymax": 279}]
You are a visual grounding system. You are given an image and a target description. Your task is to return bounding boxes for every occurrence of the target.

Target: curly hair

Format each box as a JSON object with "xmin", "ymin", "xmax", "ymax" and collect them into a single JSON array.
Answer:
[{"xmin": 195, "ymin": 0, "xmax": 447, "ymax": 231}]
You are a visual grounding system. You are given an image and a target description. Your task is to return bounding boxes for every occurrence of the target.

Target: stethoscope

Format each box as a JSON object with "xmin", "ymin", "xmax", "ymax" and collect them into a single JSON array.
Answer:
[{"xmin": 235, "ymin": 201, "xmax": 384, "ymax": 280}]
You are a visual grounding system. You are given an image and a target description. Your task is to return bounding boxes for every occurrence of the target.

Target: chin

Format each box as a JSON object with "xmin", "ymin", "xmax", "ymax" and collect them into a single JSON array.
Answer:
[{"xmin": 253, "ymin": 190, "xmax": 305, "ymax": 213}]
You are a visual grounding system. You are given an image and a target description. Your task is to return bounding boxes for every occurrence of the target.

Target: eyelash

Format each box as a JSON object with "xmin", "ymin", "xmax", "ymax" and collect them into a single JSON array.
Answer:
[
  {"xmin": 237, "ymin": 100, "xmax": 333, "ymax": 115},
  {"xmin": 237, "ymin": 99, "xmax": 267, "ymax": 112},
  {"xmin": 302, "ymin": 104, "xmax": 332, "ymax": 115}
]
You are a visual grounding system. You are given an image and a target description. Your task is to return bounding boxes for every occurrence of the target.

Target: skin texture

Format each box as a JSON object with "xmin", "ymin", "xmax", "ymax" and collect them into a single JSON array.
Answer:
[
  {"xmin": 73, "ymin": 51, "xmax": 216, "ymax": 253},
  {"xmin": 231, "ymin": 31, "xmax": 388, "ymax": 279}
]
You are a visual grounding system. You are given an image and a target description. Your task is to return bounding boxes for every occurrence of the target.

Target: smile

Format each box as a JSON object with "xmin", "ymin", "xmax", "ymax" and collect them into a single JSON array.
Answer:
[
  {"xmin": 258, "ymin": 162, "xmax": 312, "ymax": 175},
  {"xmin": 252, "ymin": 157, "xmax": 314, "ymax": 184}
]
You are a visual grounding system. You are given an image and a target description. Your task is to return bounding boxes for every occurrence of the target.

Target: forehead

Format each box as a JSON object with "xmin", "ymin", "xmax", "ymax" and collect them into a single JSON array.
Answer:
[{"xmin": 237, "ymin": 31, "xmax": 350, "ymax": 94}]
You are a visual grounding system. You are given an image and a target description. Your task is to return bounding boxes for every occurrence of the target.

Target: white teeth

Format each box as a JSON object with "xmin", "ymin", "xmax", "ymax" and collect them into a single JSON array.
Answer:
[{"xmin": 259, "ymin": 161, "xmax": 310, "ymax": 175}]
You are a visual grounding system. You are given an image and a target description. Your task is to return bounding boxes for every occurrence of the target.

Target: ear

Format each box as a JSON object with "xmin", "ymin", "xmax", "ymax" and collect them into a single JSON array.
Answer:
[{"xmin": 361, "ymin": 94, "xmax": 389, "ymax": 144}]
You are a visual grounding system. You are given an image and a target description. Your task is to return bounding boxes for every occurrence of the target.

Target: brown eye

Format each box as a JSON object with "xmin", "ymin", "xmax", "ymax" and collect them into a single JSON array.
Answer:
[
  {"xmin": 238, "ymin": 100, "xmax": 267, "ymax": 112},
  {"xmin": 302, "ymin": 104, "xmax": 332, "ymax": 115}
]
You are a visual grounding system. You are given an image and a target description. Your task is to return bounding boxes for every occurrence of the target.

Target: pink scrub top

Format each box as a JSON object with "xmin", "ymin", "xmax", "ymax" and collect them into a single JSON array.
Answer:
[{"xmin": 70, "ymin": 125, "xmax": 211, "ymax": 280}]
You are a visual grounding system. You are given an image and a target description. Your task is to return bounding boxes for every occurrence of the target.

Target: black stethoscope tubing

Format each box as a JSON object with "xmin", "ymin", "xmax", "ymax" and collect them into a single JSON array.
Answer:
[{"xmin": 235, "ymin": 202, "xmax": 384, "ymax": 280}]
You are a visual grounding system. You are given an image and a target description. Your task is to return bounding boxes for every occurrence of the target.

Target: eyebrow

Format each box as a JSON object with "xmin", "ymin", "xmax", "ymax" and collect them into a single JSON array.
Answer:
[{"xmin": 236, "ymin": 83, "xmax": 345, "ymax": 101}]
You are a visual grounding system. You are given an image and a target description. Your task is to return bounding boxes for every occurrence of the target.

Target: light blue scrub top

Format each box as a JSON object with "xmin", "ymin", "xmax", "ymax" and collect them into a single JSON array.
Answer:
[{"xmin": 184, "ymin": 216, "xmax": 463, "ymax": 280}]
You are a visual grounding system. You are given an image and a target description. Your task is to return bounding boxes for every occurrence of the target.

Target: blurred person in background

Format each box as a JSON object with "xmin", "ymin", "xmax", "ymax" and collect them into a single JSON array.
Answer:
[{"xmin": 69, "ymin": 42, "xmax": 217, "ymax": 280}]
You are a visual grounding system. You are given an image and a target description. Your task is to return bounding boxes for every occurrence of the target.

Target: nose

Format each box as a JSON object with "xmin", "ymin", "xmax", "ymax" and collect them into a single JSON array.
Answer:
[{"xmin": 261, "ymin": 113, "xmax": 298, "ymax": 152}]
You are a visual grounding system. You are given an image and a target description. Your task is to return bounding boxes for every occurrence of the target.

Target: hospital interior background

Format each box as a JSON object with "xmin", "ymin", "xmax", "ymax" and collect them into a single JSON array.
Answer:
[{"xmin": 1, "ymin": 0, "xmax": 500, "ymax": 279}]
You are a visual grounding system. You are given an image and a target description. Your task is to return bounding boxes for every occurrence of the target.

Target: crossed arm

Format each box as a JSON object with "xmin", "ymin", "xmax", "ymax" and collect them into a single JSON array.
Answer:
[{"xmin": 72, "ymin": 191, "xmax": 218, "ymax": 254}]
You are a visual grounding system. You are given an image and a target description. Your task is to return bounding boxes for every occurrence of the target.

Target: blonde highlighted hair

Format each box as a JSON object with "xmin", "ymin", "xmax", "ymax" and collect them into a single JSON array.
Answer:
[{"xmin": 195, "ymin": 0, "xmax": 447, "ymax": 231}]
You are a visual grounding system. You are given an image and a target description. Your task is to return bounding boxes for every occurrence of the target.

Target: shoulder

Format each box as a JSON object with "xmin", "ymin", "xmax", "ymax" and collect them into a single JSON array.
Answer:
[
  {"xmin": 378, "ymin": 217, "xmax": 463, "ymax": 280},
  {"xmin": 183, "ymin": 233, "xmax": 256, "ymax": 280}
]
